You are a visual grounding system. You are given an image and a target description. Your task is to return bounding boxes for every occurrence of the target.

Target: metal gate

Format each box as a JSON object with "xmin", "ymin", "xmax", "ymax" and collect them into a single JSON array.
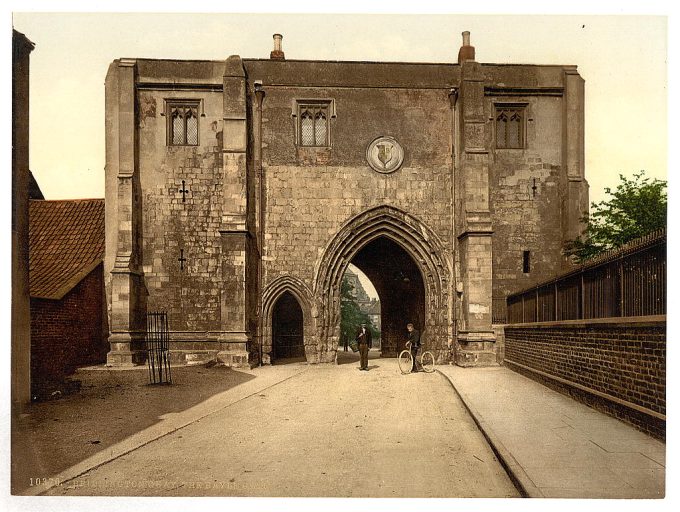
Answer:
[
  {"xmin": 273, "ymin": 334, "xmax": 305, "ymax": 359},
  {"xmin": 146, "ymin": 312, "xmax": 172, "ymax": 384}
]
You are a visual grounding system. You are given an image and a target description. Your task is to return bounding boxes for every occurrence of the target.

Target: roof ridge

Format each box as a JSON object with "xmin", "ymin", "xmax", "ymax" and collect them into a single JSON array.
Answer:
[{"xmin": 30, "ymin": 198, "xmax": 104, "ymax": 203}]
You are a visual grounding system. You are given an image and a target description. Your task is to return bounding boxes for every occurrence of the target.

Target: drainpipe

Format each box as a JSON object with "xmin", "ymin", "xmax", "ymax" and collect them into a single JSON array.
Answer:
[
  {"xmin": 449, "ymin": 87, "xmax": 459, "ymax": 356},
  {"xmin": 254, "ymin": 81, "xmax": 266, "ymax": 366}
]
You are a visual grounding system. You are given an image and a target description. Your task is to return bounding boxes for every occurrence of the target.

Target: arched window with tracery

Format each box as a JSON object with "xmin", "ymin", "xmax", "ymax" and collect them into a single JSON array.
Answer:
[
  {"xmin": 495, "ymin": 106, "xmax": 525, "ymax": 149},
  {"xmin": 167, "ymin": 101, "xmax": 200, "ymax": 146},
  {"xmin": 297, "ymin": 102, "xmax": 331, "ymax": 147},
  {"xmin": 300, "ymin": 109, "xmax": 314, "ymax": 146},
  {"xmin": 314, "ymin": 110, "xmax": 327, "ymax": 146}
]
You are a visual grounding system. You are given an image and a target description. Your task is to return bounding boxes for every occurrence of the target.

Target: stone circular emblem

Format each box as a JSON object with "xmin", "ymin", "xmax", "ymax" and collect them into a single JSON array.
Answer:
[{"xmin": 366, "ymin": 136, "xmax": 404, "ymax": 174}]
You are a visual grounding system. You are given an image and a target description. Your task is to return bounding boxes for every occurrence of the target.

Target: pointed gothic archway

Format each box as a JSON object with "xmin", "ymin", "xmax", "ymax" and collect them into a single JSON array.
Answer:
[
  {"xmin": 272, "ymin": 291, "xmax": 305, "ymax": 361},
  {"xmin": 261, "ymin": 276, "xmax": 315, "ymax": 364},
  {"xmin": 313, "ymin": 206, "xmax": 454, "ymax": 363}
]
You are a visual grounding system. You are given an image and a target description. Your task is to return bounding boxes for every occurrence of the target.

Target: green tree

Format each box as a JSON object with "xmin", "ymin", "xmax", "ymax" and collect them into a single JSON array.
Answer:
[
  {"xmin": 340, "ymin": 277, "xmax": 379, "ymax": 346},
  {"xmin": 564, "ymin": 171, "xmax": 667, "ymax": 263}
]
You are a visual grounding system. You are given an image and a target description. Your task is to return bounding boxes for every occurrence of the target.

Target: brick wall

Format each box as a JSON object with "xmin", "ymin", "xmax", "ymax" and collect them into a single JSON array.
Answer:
[
  {"xmin": 30, "ymin": 265, "xmax": 108, "ymax": 398},
  {"xmin": 503, "ymin": 317, "xmax": 665, "ymax": 439}
]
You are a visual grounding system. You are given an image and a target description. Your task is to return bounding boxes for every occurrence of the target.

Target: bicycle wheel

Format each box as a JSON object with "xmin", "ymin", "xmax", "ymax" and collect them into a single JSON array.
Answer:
[
  {"xmin": 420, "ymin": 351, "xmax": 435, "ymax": 373},
  {"xmin": 398, "ymin": 350, "xmax": 413, "ymax": 374}
]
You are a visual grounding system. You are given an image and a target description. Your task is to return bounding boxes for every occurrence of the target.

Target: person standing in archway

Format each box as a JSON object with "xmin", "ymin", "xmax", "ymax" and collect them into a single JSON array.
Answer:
[
  {"xmin": 407, "ymin": 323, "xmax": 421, "ymax": 373},
  {"xmin": 355, "ymin": 322, "xmax": 372, "ymax": 370}
]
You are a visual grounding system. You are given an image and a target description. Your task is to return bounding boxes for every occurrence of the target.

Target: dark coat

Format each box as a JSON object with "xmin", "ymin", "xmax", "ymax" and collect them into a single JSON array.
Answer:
[
  {"xmin": 355, "ymin": 326, "xmax": 372, "ymax": 348},
  {"xmin": 407, "ymin": 328, "xmax": 421, "ymax": 348}
]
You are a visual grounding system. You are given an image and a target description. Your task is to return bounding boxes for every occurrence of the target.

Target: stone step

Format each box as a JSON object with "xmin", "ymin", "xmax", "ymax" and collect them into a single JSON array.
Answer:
[
  {"xmin": 106, "ymin": 350, "xmax": 146, "ymax": 366},
  {"xmin": 217, "ymin": 349, "xmax": 259, "ymax": 369},
  {"xmin": 455, "ymin": 350, "xmax": 499, "ymax": 367},
  {"xmin": 144, "ymin": 350, "xmax": 217, "ymax": 366}
]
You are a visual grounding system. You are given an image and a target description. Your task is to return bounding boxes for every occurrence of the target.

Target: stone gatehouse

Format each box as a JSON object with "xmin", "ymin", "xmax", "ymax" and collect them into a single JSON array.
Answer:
[{"xmin": 104, "ymin": 32, "xmax": 588, "ymax": 368}]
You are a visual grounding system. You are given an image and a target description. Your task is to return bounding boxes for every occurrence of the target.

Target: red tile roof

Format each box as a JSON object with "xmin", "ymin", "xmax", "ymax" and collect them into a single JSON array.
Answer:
[{"xmin": 29, "ymin": 199, "xmax": 105, "ymax": 300}]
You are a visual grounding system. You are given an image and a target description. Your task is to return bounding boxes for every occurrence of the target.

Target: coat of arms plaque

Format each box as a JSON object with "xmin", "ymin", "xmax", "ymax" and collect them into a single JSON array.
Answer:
[{"xmin": 366, "ymin": 136, "xmax": 404, "ymax": 174}]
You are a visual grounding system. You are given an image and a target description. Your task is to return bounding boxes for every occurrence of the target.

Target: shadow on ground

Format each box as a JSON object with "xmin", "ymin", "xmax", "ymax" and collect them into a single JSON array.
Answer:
[
  {"xmin": 336, "ymin": 348, "xmax": 383, "ymax": 366},
  {"xmin": 11, "ymin": 365, "xmax": 255, "ymax": 494}
]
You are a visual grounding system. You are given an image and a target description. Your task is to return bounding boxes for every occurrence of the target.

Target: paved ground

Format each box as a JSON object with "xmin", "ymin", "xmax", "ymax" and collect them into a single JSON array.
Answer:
[
  {"xmin": 39, "ymin": 351, "xmax": 518, "ymax": 498},
  {"xmin": 12, "ymin": 363, "xmax": 303, "ymax": 495},
  {"xmin": 18, "ymin": 351, "xmax": 661, "ymax": 499},
  {"xmin": 437, "ymin": 365, "xmax": 666, "ymax": 498}
]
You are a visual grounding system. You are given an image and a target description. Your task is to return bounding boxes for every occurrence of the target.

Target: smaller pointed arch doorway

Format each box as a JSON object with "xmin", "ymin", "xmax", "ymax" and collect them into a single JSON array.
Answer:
[{"xmin": 271, "ymin": 291, "xmax": 305, "ymax": 362}]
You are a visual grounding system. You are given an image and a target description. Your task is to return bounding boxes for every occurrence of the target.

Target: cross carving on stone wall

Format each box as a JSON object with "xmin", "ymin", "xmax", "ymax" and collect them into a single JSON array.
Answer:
[
  {"xmin": 179, "ymin": 180, "xmax": 189, "ymax": 202},
  {"xmin": 178, "ymin": 249, "xmax": 187, "ymax": 271},
  {"xmin": 532, "ymin": 178, "xmax": 538, "ymax": 198}
]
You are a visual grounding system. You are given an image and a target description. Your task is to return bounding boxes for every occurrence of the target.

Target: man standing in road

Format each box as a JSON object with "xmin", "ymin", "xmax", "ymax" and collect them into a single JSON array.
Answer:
[
  {"xmin": 407, "ymin": 323, "xmax": 421, "ymax": 373},
  {"xmin": 355, "ymin": 322, "xmax": 372, "ymax": 370}
]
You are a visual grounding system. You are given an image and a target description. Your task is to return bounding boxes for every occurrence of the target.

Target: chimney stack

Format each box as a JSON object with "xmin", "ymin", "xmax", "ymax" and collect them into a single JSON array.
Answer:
[
  {"xmin": 457, "ymin": 31, "xmax": 475, "ymax": 64},
  {"xmin": 270, "ymin": 33, "xmax": 285, "ymax": 60}
]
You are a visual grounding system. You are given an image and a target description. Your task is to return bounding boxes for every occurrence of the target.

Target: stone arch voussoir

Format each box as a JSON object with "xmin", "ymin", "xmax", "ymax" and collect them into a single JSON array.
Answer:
[{"xmin": 312, "ymin": 205, "xmax": 454, "ymax": 362}]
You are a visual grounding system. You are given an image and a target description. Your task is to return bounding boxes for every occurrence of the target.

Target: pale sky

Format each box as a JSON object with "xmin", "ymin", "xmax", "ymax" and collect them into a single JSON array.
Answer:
[
  {"xmin": 348, "ymin": 264, "xmax": 379, "ymax": 300},
  {"xmin": 10, "ymin": 9, "xmax": 668, "ymax": 207}
]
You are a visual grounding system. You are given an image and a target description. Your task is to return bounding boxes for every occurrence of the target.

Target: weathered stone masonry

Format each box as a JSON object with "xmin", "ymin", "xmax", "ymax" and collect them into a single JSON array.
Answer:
[{"xmin": 104, "ymin": 34, "xmax": 588, "ymax": 367}]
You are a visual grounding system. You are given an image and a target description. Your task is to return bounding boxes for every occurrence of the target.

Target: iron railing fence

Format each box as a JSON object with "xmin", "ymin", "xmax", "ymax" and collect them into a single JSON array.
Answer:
[
  {"xmin": 506, "ymin": 229, "xmax": 666, "ymax": 324},
  {"xmin": 492, "ymin": 296, "xmax": 508, "ymax": 324},
  {"xmin": 146, "ymin": 311, "xmax": 172, "ymax": 384}
]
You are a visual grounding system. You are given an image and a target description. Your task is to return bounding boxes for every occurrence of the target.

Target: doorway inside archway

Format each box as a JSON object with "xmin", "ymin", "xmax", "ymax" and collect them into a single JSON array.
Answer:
[
  {"xmin": 346, "ymin": 236, "xmax": 426, "ymax": 357},
  {"xmin": 272, "ymin": 291, "xmax": 305, "ymax": 362}
]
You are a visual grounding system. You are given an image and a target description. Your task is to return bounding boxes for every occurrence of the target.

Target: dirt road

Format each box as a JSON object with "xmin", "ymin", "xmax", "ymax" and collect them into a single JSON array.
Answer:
[{"xmin": 43, "ymin": 352, "xmax": 517, "ymax": 498}]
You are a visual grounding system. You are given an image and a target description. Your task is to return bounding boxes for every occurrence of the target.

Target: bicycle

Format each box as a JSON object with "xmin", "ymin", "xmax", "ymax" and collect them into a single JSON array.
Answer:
[{"xmin": 398, "ymin": 341, "xmax": 435, "ymax": 374}]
